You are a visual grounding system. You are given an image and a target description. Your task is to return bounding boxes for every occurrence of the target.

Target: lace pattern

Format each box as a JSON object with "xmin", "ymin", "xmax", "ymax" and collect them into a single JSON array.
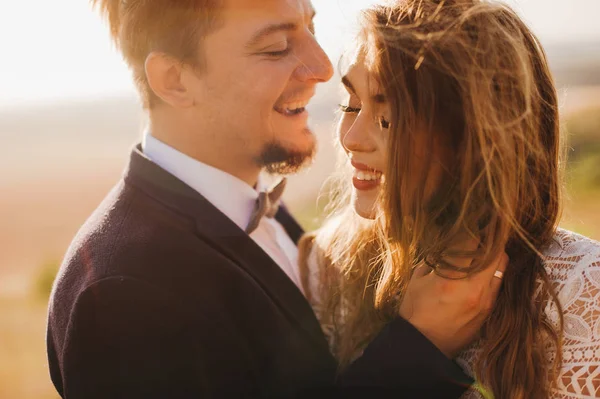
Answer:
[
  {"xmin": 306, "ymin": 229, "xmax": 600, "ymax": 398},
  {"xmin": 456, "ymin": 229, "xmax": 600, "ymax": 398}
]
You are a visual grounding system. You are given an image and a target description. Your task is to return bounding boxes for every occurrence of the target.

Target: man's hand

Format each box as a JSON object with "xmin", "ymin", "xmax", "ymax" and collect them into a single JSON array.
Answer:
[{"xmin": 398, "ymin": 245, "xmax": 508, "ymax": 358}]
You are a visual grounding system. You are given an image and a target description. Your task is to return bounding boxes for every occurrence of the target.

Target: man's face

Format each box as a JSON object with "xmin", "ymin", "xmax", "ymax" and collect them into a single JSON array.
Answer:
[{"xmin": 188, "ymin": 0, "xmax": 333, "ymax": 174}]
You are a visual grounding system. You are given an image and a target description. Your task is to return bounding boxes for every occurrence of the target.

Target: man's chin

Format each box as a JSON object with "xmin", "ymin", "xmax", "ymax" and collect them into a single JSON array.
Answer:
[{"xmin": 257, "ymin": 134, "xmax": 316, "ymax": 175}]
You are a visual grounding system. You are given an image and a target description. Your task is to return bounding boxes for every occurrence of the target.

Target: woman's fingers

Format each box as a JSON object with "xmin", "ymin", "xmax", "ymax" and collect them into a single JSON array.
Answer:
[
  {"xmin": 489, "ymin": 251, "xmax": 509, "ymax": 291},
  {"xmin": 477, "ymin": 251, "xmax": 509, "ymax": 314},
  {"xmin": 412, "ymin": 262, "xmax": 434, "ymax": 279}
]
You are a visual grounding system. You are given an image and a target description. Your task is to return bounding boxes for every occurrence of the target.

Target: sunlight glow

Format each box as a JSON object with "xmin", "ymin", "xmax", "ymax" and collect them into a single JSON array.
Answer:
[{"xmin": 0, "ymin": 0, "xmax": 598, "ymax": 106}]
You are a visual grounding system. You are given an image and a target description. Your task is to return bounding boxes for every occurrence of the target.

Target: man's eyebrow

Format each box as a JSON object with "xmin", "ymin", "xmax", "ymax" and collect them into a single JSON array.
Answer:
[{"xmin": 246, "ymin": 23, "xmax": 298, "ymax": 48}]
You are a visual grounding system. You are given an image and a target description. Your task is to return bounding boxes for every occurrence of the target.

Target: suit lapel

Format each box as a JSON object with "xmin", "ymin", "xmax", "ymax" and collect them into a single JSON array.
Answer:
[{"xmin": 124, "ymin": 145, "xmax": 329, "ymax": 351}]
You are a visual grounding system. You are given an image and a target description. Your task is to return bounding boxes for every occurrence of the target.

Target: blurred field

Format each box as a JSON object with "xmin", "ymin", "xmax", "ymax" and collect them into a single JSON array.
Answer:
[
  {"xmin": 1, "ymin": 77, "xmax": 600, "ymax": 399},
  {"xmin": 560, "ymin": 103, "xmax": 600, "ymax": 235},
  {"xmin": 0, "ymin": 298, "xmax": 58, "ymax": 399}
]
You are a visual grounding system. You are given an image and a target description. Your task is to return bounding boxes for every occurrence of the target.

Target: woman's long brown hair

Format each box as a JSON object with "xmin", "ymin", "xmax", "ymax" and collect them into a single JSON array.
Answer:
[{"xmin": 300, "ymin": 1, "xmax": 565, "ymax": 397}]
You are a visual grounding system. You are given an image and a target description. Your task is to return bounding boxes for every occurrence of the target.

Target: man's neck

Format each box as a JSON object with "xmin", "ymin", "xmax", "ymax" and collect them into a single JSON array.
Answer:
[{"xmin": 147, "ymin": 121, "xmax": 261, "ymax": 188}]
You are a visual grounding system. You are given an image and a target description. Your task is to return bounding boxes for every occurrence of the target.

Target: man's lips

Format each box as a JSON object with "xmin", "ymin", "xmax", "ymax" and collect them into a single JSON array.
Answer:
[
  {"xmin": 274, "ymin": 104, "xmax": 307, "ymax": 116},
  {"xmin": 274, "ymin": 99, "xmax": 310, "ymax": 115},
  {"xmin": 274, "ymin": 90, "xmax": 315, "ymax": 116}
]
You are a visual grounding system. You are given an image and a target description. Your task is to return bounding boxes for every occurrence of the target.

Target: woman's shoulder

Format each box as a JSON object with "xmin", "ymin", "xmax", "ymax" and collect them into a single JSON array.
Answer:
[
  {"xmin": 543, "ymin": 228, "xmax": 600, "ymax": 285},
  {"xmin": 458, "ymin": 229, "xmax": 600, "ymax": 398},
  {"xmin": 542, "ymin": 229, "xmax": 600, "ymax": 397},
  {"xmin": 297, "ymin": 231, "xmax": 320, "ymax": 303},
  {"xmin": 546, "ymin": 228, "xmax": 600, "ymax": 256},
  {"xmin": 298, "ymin": 223, "xmax": 336, "ymax": 305}
]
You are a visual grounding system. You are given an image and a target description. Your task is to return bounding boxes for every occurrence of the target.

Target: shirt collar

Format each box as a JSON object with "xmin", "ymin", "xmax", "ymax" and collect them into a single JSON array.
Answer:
[{"xmin": 142, "ymin": 132, "xmax": 263, "ymax": 231}]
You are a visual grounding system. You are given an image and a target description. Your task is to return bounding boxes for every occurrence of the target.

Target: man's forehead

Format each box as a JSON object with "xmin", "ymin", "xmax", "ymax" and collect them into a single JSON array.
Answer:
[{"xmin": 224, "ymin": 0, "xmax": 314, "ymax": 17}]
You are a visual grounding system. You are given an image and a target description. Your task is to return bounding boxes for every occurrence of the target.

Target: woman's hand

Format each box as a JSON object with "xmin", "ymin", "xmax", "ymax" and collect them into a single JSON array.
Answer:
[{"xmin": 398, "ymin": 249, "xmax": 508, "ymax": 358}]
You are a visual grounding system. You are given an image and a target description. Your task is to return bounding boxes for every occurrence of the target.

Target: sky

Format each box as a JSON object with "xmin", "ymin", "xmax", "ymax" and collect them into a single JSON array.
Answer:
[{"xmin": 0, "ymin": 0, "xmax": 599, "ymax": 107}]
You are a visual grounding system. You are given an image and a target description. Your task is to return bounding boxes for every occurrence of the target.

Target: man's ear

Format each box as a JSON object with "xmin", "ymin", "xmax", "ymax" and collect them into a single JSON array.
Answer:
[{"xmin": 145, "ymin": 52, "xmax": 195, "ymax": 108}]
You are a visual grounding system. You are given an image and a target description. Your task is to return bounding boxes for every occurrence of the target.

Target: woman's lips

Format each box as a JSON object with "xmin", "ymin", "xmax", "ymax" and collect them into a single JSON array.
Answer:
[
  {"xmin": 350, "ymin": 161, "xmax": 383, "ymax": 191},
  {"xmin": 351, "ymin": 160, "xmax": 382, "ymax": 173},
  {"xmin": 352, "ymin": 176, "xmax": 381, "ymax": 191}
]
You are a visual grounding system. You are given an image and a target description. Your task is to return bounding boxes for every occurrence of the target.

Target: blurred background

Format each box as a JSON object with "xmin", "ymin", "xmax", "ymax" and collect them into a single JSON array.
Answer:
[{"xmin": 1, "ymin": 0, "xmax": 599, "ymax": 397}]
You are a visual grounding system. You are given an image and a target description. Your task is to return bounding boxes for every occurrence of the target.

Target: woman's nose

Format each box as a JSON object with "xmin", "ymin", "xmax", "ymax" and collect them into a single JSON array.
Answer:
[{"xmin": 341, "ymin": 121, "xmax": 377, "ymax": 154}]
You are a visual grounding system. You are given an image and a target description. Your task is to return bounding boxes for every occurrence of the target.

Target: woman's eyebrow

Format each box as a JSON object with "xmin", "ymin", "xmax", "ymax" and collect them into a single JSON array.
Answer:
[
  {"xmin": 342, "ymin": 74, "xmax": 385, "ymax": 104},
  {"xmin": 372, "ymin": 94, "xmax": 386, "ymax": 103},
  {"xmin": 341, "ymin": 75, "xmax": 356, "ymax": 93}
]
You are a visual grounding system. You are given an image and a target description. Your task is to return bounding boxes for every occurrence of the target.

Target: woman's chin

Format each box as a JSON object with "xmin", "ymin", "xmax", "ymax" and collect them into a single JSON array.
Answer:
[
  {"xmin": 351, "ymin": 187, "xmax": 380, "ymax": 220},
  {"xmin": 352, "ymin": 197, "xmax": 378, "ymax": 220}
]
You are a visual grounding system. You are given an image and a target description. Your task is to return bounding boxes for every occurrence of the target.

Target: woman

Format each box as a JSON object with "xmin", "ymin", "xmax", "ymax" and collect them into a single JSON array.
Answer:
[{"xmin": 300, "ymin": 0, "xmax": 600, "ymax": 398}]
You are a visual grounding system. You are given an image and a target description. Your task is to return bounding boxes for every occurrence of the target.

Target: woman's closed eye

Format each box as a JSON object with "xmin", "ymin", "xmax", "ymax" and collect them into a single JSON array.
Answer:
[{"xmin": 339, "ymin": 104, "xmax": 391, "ymax": 129}]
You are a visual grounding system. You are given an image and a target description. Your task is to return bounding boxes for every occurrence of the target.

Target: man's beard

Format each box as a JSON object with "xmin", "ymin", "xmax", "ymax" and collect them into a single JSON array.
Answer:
[{"xmin": 255, "ymin": 130, "xmax": 316, "ymax": 175}]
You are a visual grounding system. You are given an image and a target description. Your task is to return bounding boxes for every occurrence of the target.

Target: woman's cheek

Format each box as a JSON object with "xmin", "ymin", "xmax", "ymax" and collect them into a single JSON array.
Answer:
[{"xmin": 338, "ymin": 116, "xmax": 353, "ymax": 150}]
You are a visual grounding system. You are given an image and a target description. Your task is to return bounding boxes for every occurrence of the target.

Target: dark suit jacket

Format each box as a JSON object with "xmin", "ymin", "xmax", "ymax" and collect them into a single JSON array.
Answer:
[{"xmin": 47, "ymin": 145, "xmax": 470, "ymax": 398}]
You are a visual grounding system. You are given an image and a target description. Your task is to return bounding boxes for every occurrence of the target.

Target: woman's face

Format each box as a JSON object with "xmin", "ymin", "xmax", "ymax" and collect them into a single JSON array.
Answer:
[
  {"xmin": 338, "ymin": 49, "xmax": 448, "ymax": 219},
  {"xmin": 338, "ymin": 51, "xmax": 389, "ymax": 219}
]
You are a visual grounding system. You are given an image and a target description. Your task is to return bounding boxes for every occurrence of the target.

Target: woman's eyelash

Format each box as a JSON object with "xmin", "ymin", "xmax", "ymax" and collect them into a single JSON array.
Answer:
[
  {"xmin": 339, "ymin": 104, "xmax": 361, "ymax": 113},
  {"xmin": 340, "ymin": 104, "xmax": 390, "ymax": 129},
  {"xmin": 380, "ymin": 117, "xmax": 390, "ymax": 129}
]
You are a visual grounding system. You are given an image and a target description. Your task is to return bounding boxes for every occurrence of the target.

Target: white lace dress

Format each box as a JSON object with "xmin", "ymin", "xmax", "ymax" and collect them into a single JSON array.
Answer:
[{"xmin": 305, "ymin": 229, "xmax": 600, "ymax": 398}]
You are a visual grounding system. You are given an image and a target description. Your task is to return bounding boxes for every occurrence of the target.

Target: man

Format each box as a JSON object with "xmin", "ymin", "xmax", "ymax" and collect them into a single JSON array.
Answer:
[{"xmin": 47, "ymin": 0, "xmax": 504, "ymax": 397}]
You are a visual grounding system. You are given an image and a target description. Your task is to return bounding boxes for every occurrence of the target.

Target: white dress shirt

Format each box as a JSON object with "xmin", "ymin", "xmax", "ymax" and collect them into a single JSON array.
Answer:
[{"xmin": 142, "ymin": 133, "xmax": 303, "ymax": 293}]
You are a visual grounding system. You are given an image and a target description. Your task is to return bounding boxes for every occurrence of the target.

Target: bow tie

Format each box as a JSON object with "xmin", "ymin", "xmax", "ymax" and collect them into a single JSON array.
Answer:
[{"xmin": 245, "ymin": 178, "xmax": 287, "ymax": 234}]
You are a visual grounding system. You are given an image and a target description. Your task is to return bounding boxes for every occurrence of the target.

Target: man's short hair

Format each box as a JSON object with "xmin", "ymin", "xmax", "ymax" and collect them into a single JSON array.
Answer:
[{"xmin": 92, "ymin": 0, "xmax": 222, "ymax": 108}]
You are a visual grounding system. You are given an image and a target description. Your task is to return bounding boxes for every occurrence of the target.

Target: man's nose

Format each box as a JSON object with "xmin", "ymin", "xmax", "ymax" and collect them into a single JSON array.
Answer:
[{"xmin": 294, "ymin": 34, "xmax": 334, "ymax": 83}]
